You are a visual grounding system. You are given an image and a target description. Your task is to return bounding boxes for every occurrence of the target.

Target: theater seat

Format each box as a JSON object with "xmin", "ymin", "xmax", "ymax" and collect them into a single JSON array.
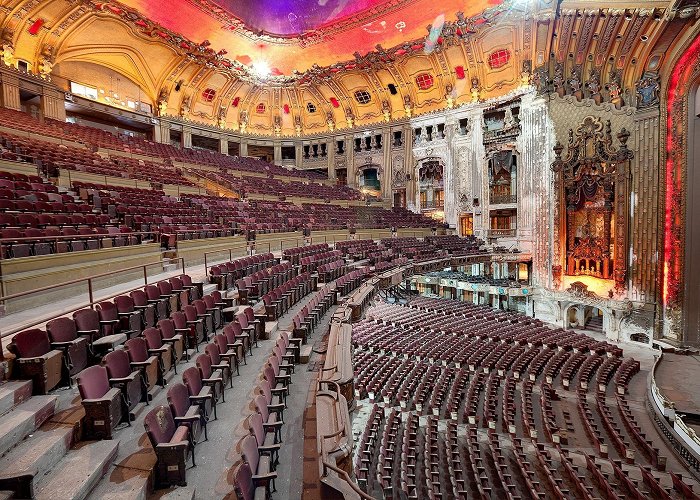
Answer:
[
  {"xmin": 78, "ymin": 365, "xmax": 126, "ymax": 440},
  {"xmin": 7, "ymin": 329, "xmax": 64, "ymax": 394},
  {"xmin": 143, "ymin": 405, "xmax": 194, "ymax": 488}
]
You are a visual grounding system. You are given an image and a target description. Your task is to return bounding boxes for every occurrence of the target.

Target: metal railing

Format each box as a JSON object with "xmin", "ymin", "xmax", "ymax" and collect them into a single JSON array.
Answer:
[
  {"xmin": 0, "ymin": 258, "xmax": 185, "ymax": 350},
  {"xmin": 420, "ymin": 201, "xmax": 444, "ymax": 210}
]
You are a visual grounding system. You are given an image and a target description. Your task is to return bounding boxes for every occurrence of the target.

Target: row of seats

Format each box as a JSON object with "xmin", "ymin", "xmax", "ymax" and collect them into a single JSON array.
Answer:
[{"xmin": 349, "ymin": 296, "xmax": 697, "ymax": 499}]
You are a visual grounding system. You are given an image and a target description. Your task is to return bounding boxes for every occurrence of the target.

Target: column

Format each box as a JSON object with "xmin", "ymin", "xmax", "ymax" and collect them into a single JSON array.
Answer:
[
  {"xmin": 0, "ymin": 72, "xmax": 20, "ymax": 110},
  {"xmin": 156, "ymin": 121, "xmax": 170, "ymax": 144},
  {"xmin": 346, "ymin": 135, "xmax": 357, "ymax": 188},
  {"xmin": 41, "ymin": 88, "xmax": 66, "ymax": 121},
  {"xmin": 295, "ymin": 143, "xmax": 303, "ymax": 168},
  {"xmin": 273, "ymin": 143, "xmax": 282, "ymax": 163},
  {"xmin": 182, "ymin": 127, "xmax": 192, "ymax": 148},
  {"xmin": 381, "ymin": 129, "xmax": 391, "ymax": 200},
  {"xmin": 219, "ymin": 137, "xmax": 229, "ymax": 155},
  {"xmin": 328, "ymin": 141, "xmax": 336, "ymax": 180},
  {"xmin": 239, "ymin": 140, "xmax": 248, "ymax": 156}
]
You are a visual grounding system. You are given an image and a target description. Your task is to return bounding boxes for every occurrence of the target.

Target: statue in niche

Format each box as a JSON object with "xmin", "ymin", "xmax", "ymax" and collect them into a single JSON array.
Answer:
[
  {"xmin": 381, "ymin": 100, "xmax": 391, "ymax": 122},
  {"xmin": 38, "ymin": 47, "xmax": 54, "ymax": 79},
  {"xmin": 552, "ymin": 63, "xmax": 565, "ymax": 97},
  {"xmin": 239, "ymin": 110, "xmax": 248, "ymax": 133},
  {"xmin": 608, "ymin": 72, "xmax": 624, "ymax": 109},
  {"xmin": 586, "ymin": 68, "xmax": 602, "ymax": 105},
  {"xmin": 532, "ymin": 66, "xmax": 549, "ymax": 94},
  {"xmin": 470, "ymin": 77, "xmax": 481, "ymax": 102},
  {"xmin": 294, "ymin": 115, "xmax": 302, "ymax": 136},
  {"xmin": 217, "ymin": 106, "xmax": 227, "ymax": 128},
  {"xmin": 403, "ymin": 95, "xmax": 412, "ymax": 118},
  {"xmin": 445, "ymin": 84, "xmax": 454, "ymax": 109},
  {"xmin": 568, "ymin": 67, "xmax": 583, "ymax": 101},
  {"xmin": 157, "ymin": 89, "xmax": 169, "ymax": 116},
  {"xmin": 180, "ymin": 96, "xmax": 190, "ymax": 118},
  {"xmin": 2, "ymin": 42, "xmax": 13, "ymax": 67},
  {"xmin": 520, "ymin": 60, "xmax": 532, "ymax": 86},
  {"xmin": 273, "ymin": 115, "xmax": 282, "ymax": 136},
  {"xmin": 503, "ymin": 107, "xmax": 516, "ymax": 130},
  {"xmin": 635, "ymin": 72, "xmax": 660, "ymax": 108},
  {"xmin": 326, "ymin": 112, "xmax": 335, "ymax": 132},
  {"xmin": 345, "ymin": 107, "xmax": 355, "ymax": 128}
]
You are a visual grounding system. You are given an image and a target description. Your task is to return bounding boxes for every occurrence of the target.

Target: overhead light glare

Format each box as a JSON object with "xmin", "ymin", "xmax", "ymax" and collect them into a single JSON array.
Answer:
[{"xmin": 252, "ymin": 60, "xmax": 271, "ymax": 79}]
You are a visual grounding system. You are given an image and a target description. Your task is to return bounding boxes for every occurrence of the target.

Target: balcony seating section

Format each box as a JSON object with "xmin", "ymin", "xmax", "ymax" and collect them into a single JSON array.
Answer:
[
  {"xmin": 349, "ymin": 296, "xmax": 689, "ymax": 499},
  {"xmin": 424, "ymin": 234, "xmax": 486, "ymax": 255}
]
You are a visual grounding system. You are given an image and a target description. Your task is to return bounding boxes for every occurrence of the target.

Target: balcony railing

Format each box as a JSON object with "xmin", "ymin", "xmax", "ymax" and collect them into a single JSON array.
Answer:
[
  {"xmin": 487, "ymin": 228, "xmax": 517, "ymax": 238},
  {"xmin": 421, "ymin": 201, "xmax": 445, "ymax": 210},
  {"xmin": 489, "ymin": 194, "xmax": 517, "ymax": 204}
]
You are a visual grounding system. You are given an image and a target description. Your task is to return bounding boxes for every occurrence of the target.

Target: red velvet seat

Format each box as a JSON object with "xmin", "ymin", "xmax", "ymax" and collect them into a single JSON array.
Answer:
[
  {"xmin": 182, "ymin": 366, "xmax": 216, "ymax": 421},
  {"xmin": 45, "ymin": 317, "xmax": 89, "ymax": 379},
  {"xmin": 167, "ymin": 382, "xmax": 206, "ymax": 444},
  {"xmin": 102, "ymin": 349, "xmax": 147, "ymax": 413},
  {"xmin": 124, "ymin": 337, "xmax": 160, "ymax": 390},
  {"xmin": 73, "ymin": 308, "xmax": 126, "ymax": 355}
]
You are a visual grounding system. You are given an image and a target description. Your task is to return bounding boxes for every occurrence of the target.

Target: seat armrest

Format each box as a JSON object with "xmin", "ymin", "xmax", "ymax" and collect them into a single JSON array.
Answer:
[
  {"xmin": 156, "ymin": 441, "xmax": 188, "ymax": 452},
  {"xmin": 148, "ymin": 347, "xmax": 169, "ymax": 355},
  {"xmin": 82, "ymin": 387, "xmax": 121, "ymax": 404},
  {"xmin": 109, "ymin": 374, "xmax": 138, "ymax": 385},
  {"xmin": 99, "ymin": 319, "xmax": 119, "ymax": 326},
  {"xmin": 174, "ymin": 415, "xmax": 201, "ymax": 425},
  {"xmin": 267, "ymin": 403, "xmax": 285, "ymax": 414},
  {"xmin": 174, "ymin": 328, "xmax": 190, "ymax": 334},
  {"xmin": 50, "ymin": 341, "xmax": 76, "ymax": 349},
  {"xmin": 263, "ymin": 421, "xmax": 284, "ymax": 429},
  {"xmin": 258, "ymin": 443, "xmax": 281, "ymax": 453}
]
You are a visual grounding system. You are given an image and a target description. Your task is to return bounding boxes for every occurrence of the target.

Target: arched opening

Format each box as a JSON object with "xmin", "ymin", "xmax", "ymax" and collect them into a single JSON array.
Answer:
[
  {"xmin": 358, "ymin": 164, "xmax": 381, "ymax": 198},
  {"xmin": 583, "ymin": 306, "xmax": 604, "ymax": 333},
  {"xmin": 684, "ymin": 78, "xmax": 700, "ymax": 345}
]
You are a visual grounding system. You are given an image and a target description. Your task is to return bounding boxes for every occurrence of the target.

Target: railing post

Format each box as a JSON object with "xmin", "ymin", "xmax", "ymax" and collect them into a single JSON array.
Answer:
[
  {"xmin": 143, "ymin": 265, "xmax": 148, "ymax": 286},
  {"xmin": 87, "ymin": 278, "xmax": 94, "ymax": 305}
]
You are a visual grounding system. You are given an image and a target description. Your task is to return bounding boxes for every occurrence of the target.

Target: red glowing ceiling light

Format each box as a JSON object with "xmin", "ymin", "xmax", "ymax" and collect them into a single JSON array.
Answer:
[
  {"xmin": 231, "ymin": 97, "xmax": 240, "ymax": 107},
  {"xmin": 330, "ymin": 97, "xmax": 339, "ymax": 108},
  {"xmin": 28, "ymin": 18, "xmax": 44, "ymax": 36},
  {"xmin": 283, "ymin": 104, "xmax": 290, "ymax": 114},
  {"xmin": 455, "ymin": 66, "xmax": 466, "ymax": 79}
]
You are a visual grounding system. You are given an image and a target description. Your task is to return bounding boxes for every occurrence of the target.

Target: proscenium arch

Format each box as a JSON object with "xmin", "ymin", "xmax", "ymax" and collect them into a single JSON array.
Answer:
[{"xmin": 685, "ymin": 77, "xmax": 700, "ymax": 346}]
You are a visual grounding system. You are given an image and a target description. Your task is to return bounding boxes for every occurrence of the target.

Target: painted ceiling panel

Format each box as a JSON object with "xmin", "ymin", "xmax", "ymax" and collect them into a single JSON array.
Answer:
[{"xmin": 119, "ymin": 0, "xmax": 502, "ymax": 74}]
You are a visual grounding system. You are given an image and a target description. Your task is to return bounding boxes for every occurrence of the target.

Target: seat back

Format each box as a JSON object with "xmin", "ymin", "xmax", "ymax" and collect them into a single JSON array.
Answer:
[
  {"xmin": 236, "ymin": 313, "xmax": 249, "ymax": 329},
  {"xmin": 130, "ymin": 289, "xmax": 149, "ymax": 307},
  {"xmin": 232, "ymin": 462, "xmax": 256, "ymax": 500},
  {"xmin": 171, "ymin": 311, "xmax": 187, "ymax": 329},
  {"xmin": 114, "ymin": 295, "xmax": 134, "ymax": 313},
  {"xmin": 182, "ymin": 366, "xmax": 203, "ymax": 395},
  {"xmin": 143, "ymin": 327, "xmax": 164, "ymax": 349},
  {"xmin": 183, "ymin": 305, "xmax": 197, "ymax": 322},
  {"xmin": 196, "ymin": 353, "xmax": 213, "ymax": 378},
  {"xmin": 158, "ymin": 319, "xmax": 176, "ymax": 339},
  {"xmin": 158, "ymin": 281, "xmax": 173, "ymax": 296},
  {"xmin": 202, "ymin": 295, "xmax": 216, "ymax": 309},
  {"xmin": 214, "ymin": 334, "xmax": 228, "ymax": 355},
  {"xmin": 103, "ymin": 349, "xmax": 133, "ymax": 379},
  {"xmin": 257, "ymin": 380, "xmax": 273, "ymax": 405},
  {"xmin": 96, "ymin": 301, "xmax": 118, "ymax": 322},
  {"xmin": 73, "ymin": 308, "xmax": 99, "ymax": 333},
  {"xmin": 145, "ymin": 285, "xmax": 161, "ymax": 301},
  {"xmin": 143, "ymin": 405, "xmax": 176, "ymax": 447},
  {"xmin": 46, "ymin": 317, "xmax": 78, "ymax": 342},
  {"xmin": 204, "ymin": 343, "xmax": 221, "ymax": 365},
  {"xmin": 125, "ymin": 337, "xmax": 149, "ymax": 363},
  {"xmin": 246, "ymin": 413, "xmax": 265, "ymax": 449},
  {"xmin": 9, "ymin": 329, "xmax": 50, "ymax": 358},
  {"xmin": 167, "ymin": 382, "xmax": 191, "ymax": 418},
  {"xmin": 240, "ymin": 434, "xmax": 260, "ymax": 473},
  {"xmin": 193, "ymin": 300, "xmax": 207, "ymax": 315},
  {"xmin": 77, "ymin": 365, "xmax": 110, "ymax": 399},
  {"xmin": 253, "ymin": 394, "xmax": 270, "ymax": 421}
]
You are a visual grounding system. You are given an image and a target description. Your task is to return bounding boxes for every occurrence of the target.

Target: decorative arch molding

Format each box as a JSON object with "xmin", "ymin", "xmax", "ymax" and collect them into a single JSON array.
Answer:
[{"xmin": 660, "ymin": 32, "xmax": 700, "ymax": 343}]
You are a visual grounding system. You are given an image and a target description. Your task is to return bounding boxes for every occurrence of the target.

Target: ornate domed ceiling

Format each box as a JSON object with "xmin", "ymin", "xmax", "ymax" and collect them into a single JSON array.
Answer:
[
  {"xmin": 118, "ymin": 0, "xmax": 503, "ymax": 75},
  {"xmin": 0, "ymin": 0, "xmax": 688, "ymax": 137}
]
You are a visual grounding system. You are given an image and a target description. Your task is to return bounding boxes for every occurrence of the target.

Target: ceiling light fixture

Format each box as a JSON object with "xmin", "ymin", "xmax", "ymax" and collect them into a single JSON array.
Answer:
[{"xmin": 252, "ymin": 60, "xmax": 271, "ymax": 79}]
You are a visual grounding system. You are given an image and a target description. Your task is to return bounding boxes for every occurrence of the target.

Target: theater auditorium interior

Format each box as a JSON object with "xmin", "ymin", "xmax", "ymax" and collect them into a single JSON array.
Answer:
[{"xmin": 0, "ymin": 0, "xmax": 698, "ymax": 498}]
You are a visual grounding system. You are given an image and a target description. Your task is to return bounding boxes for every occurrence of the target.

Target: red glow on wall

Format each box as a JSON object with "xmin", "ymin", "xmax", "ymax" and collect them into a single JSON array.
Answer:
[
  {"xmin": 455, "ymin": 66, "xmax": 466, "ymax": 79},
  {"xmin": 330, "ymin": 97, "xmax": 339, "ymax": 108},
  {"xmin": 231, "ymin": 97, "xmax": 240, "ymax": 107},
  {"xmin": 28, "ymin": 18, "xmax": 44, "ymax": 36},
  {"xmin": 662, "ymin": 34, "xmax": 700, "ymax": 306},
  {"xmin": 283, "ymin": 104, "xmax": 290, "ymax": 114}
]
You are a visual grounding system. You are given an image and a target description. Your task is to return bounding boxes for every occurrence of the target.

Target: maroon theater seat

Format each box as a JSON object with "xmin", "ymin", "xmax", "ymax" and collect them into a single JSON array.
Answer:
[
  {"xmin": 45, "ymin": 317, "xmax": 89, "ymax": 380},
  {"xmin": 167, "ymin": 382, "xmax": 206, "ymax": 443},
  {"xmin": 7, "ymin": 329, "xmax": 63, "ymax": 394},
  {"xmin": 78, "ymin": 365, "xmax": 125, "ymax": 440},
  {"xmin": 73, "ymin": 308, "xmax": 126, "ymax": 355},
  {"xmin": 143, "ymin": 405, "xmax": 194, "ymax": 488},
  {"xmin": 182, "ymin": 366, "xmax": 216, "ymax": 421},
  {"xmin": 124, "ymin": 337, "xmax": 160, "ymax": 390},
  {"xmin": 103, "ymin": 349, "xmax": 147, "ymax": 413}
]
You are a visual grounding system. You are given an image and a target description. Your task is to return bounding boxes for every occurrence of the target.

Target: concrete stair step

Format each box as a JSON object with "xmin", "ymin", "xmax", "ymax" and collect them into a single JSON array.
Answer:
[
  {"xmin": 0, "ymin": 396, "xmax": 58, "ymax": 458},
  {"xmin": 0, "ymin": 425, "xmax": 74, "ymax": 481},
  {"xmin": 0, "ymin": 380, "xmax": 33, "ymax": 416},
  {"xmin": 34, "ymin": 440, "xmax": 119, "ymax": 500},
  {"xmin": 88, "ymin": 466, "xmax": 150, "ymax": 500},
  {"xmin": 202, "ymin": 283, "xmax": 217, "ymax": 295}
]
